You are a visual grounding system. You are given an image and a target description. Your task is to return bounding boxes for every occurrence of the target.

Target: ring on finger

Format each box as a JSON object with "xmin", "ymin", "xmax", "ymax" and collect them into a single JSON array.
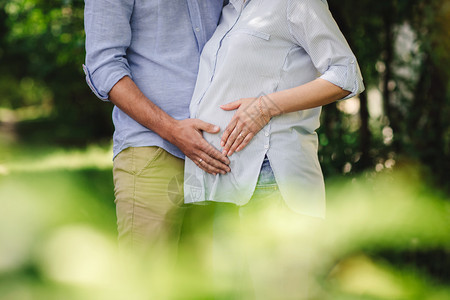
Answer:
[{"xmin": 199, "ymin": 158, "xmax": 203, "ymax": 163}]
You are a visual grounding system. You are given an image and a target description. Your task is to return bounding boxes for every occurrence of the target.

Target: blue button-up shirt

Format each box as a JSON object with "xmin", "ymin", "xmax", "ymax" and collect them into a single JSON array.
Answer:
[
  {"xmin": 84, "ymin": 0, "xmax": 224, "ymax": 159},
  {"xmin": 184, "ymin": 0, "xmax": 364, "ymax": 218}
]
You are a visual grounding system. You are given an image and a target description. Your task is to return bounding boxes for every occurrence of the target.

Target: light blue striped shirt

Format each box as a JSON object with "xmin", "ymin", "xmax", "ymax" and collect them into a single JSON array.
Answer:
[
  {"xmin": 184, "ymin": 0, "xmax": 364, "ymax": 218},
  {"xmin": 83, "ymin": 0, "xmax": 224, "ymax": 159}
]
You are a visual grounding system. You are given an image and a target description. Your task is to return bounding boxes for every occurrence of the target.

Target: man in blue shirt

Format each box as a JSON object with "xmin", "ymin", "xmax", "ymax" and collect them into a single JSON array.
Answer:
[{"xmin": 83, "ymin": 0, "xmax": 229, "ymax": 256}]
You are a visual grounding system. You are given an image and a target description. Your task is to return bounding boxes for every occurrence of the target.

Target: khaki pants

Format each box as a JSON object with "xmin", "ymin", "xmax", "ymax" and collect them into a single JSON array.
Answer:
[{"xmin": 113, "ymin": 146, "xmax": 186, "ymax": 258}]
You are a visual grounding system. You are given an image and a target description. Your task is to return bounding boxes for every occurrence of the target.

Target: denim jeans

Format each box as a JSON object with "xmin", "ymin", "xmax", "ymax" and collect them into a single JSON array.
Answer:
[
  {"xmin": 240, "ymin": 156, "xmax": 283, "ymax": 215},
  {"xmin": 255, "ymin": 156, "xmax": 278, "ymax": 187}
]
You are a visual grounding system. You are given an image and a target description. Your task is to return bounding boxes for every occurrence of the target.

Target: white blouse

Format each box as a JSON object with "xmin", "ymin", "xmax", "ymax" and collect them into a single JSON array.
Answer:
[{"xmin": 184, "ymin": 0, "xmax": 364, "ymax": 218}]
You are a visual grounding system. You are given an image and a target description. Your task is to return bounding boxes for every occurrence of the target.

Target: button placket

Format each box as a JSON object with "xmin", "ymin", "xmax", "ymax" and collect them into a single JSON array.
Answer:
[
  {"xmin": 263, "ymin": 123, "xmax": 271, "ymax": 150},
  {"xmin": 195, "ymin": 4, "xmax": 247, "ymax": 118}
]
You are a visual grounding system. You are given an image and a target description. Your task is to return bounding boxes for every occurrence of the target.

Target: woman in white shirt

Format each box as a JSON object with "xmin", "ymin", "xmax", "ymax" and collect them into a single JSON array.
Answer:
[
  {"xmin": 184, "ymin": 0, "xmax": 364, "ymax": 297},
  {"xmin": 185, "ymin": 0, "xmax": 364, "ymax": 218}
]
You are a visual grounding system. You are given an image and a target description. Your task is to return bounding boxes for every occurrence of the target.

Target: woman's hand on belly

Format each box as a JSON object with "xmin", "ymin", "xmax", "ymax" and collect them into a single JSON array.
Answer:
[{"xmin": 220, "ymin": 96, "xmax": 272, "ymax": 156}]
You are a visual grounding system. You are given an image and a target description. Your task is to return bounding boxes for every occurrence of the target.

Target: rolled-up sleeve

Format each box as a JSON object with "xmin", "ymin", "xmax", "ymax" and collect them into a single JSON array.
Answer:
[
  {"xmin": 83, "ymin": 0, "xmax": 134, "ymax": 101},
  {"xmin": 287, "ymin": 0, "xmax": 364, "ymax": 99}
]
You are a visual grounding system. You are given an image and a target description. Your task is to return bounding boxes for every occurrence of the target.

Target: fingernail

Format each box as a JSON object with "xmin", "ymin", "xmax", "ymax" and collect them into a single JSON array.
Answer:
[
  {"xmin": 214, "ymin": 126, "xmax": 219, "ymax": 131},
  {"xmin": 222, "ymin": 149, "xmax": 227, "ymax": 155},
  {"xmin": 220, "ymin": 141, "xmax": 224, "ymax": 147}
]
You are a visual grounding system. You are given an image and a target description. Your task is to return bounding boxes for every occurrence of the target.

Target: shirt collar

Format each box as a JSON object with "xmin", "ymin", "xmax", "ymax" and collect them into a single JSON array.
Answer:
[{"xmin": 229, "ymin": 0, "xmax": 250, "ymax": 10}]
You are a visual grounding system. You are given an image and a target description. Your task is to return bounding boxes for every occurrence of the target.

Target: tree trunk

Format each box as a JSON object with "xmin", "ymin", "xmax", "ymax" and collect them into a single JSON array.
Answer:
[{"xmin": 358, "ymin": 91, "xmax": 371, "ymax": 169}]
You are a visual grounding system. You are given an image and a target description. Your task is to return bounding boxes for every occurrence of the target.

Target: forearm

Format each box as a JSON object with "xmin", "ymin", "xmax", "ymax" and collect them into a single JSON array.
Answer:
[
  {"xmin": 108, "ymin": 76, "xmax": 177, "ymax": 142},
  {"xmin": 266, "ymin": 78, "xmax": 351, "ymax": 117}
]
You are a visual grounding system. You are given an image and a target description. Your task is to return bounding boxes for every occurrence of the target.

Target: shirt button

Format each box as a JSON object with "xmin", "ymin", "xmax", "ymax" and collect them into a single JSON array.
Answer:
[
  {"xmin": 350, "ymin": 60, "xmax": 355, "ymax": 64},
  {"xmin": 264, "ymin": 145, "xmax": 269, "ymax": 149},
  {"xmin": 195, "ymin": 27, "xmax": 200, "ymax": 32},
  {"xmin": 264, "ymin": 131, "xmax": 269, "ymax": 137}
]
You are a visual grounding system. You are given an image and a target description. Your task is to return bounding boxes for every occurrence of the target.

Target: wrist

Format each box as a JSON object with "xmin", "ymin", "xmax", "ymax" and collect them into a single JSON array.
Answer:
[
  {"xmin": 258, "ymin": 96, "xmax": 271, "ymax": 123},
  {"xmin": 158, "ymin": 117, "xmax": 180, "ymax": 143},
  {"xmin": 262, "ymin": 94, "xmax": 283, "ymax": 118}
]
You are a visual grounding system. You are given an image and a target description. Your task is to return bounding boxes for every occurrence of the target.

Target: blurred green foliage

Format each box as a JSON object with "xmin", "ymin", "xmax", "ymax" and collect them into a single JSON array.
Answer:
[
  {"xmin": 0, "ymin": 0, "xmax": 113, "ymax": 145},
  {"xmin": 0, "ymin": 147, "xmax": 448, "ymax": 299},
  {"xmin": 321, "ymin": 0, "xmax": 450, "ymax": 192}
]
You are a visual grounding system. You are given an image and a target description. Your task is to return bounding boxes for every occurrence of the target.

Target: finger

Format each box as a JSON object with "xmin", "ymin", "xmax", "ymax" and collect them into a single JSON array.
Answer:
[
  {"xmin": 220, "ymin": 99, "xmax": 242, "ymax": 111},
  {"xmin": 202, "ymin": 143, "xmax": 231, "ymax": 167},
  {"xmin": 194, "ymin": 119, "xmax": 220, "ymax": 134},
  {"xmin": 235, "ymin": 133, "xmax": 255, "ymax": 153},
  {"xmin": 190, "ymin": 127, "xmax": 230, "ymax": 167},
  {"xmin": 220, "ymin": 117, "xmax": 238, "ymax": 148},
  {"xmin": 227, "ymin": 131, "xmax": 247, "ymax": 157},
  {"xmin": 197, "ymin": 151, "xmax": 230, "ymax": 175},
  {"xmin": 193, "ymin": 155, "xmax": 222, "ymax": 175},
  {"xmin": 198, "ymin": 144, "xmax": 232, "ymax": 174},
  {"xmin": 223, "ymin": 126, "xmax": 242, "ymax": 156},
  {"xmin": 201, "ymin": 143, "xmax": 231, "ymax": 168},
  {"xmin": 193, "ymin": 150, "xmax": 230, "ymax": 174}
]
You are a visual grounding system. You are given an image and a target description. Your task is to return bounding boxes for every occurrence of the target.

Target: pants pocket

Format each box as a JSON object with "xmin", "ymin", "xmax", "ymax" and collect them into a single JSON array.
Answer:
[{"xmin": 113, "ymin": 146, "xmax": 164, "ymax": 176}]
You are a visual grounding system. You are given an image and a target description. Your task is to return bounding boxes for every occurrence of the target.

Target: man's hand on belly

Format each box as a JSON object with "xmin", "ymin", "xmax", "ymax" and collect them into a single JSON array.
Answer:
[{"xmin": 167, "ymin": 119, "xmax": 231, "ymax": 175}]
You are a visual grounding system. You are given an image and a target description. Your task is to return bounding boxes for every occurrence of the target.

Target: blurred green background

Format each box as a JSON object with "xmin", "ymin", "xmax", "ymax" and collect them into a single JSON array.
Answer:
[{"xmin": 0, "ymin": 0, "xmax": 449, "ymax": 299}]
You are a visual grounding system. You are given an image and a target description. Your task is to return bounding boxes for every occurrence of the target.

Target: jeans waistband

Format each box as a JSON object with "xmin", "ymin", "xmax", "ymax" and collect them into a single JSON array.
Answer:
[{"xmin": 256, "ymin": 156, "xmax": 277, "ymax": 188}]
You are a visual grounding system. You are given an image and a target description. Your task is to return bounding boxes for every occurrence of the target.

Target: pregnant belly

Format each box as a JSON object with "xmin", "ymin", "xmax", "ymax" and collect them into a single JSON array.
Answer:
[{"xmin": 197, "ymin": 106, "xmax": 235, "ymax": 151}]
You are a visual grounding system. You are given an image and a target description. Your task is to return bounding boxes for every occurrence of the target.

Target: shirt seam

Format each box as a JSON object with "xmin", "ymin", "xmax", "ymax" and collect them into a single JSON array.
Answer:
[
  {"xmin": 286, "ymin": 0, "xmax": 308, "ymax": 50},
  {"xmin": 131, "ymin": 147, "xmax": 137, "ymax": 251},
  {"xmin": 275, "ymin": 44, "xmax": 298, "ymax": 92}
]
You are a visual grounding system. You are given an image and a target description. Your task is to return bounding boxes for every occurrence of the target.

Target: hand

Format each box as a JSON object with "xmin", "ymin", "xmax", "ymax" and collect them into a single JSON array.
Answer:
[
  {"xmin": 220, "ymin": 97, "xmax": 270, "ymax": 156},
  {"xmin": 168, "ymin": 119, "xmax": 231, "ymax": 175}
]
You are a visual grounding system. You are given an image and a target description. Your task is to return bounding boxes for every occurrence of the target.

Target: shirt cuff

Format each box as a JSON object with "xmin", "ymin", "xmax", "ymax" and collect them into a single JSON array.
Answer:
[
  {"xmin": 83, "ymin": 64, "xmax": 131, "ymax": 102},
  {"xmin": 319, "ymin": 57, "xmax": 364, "ymax": 100}
]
